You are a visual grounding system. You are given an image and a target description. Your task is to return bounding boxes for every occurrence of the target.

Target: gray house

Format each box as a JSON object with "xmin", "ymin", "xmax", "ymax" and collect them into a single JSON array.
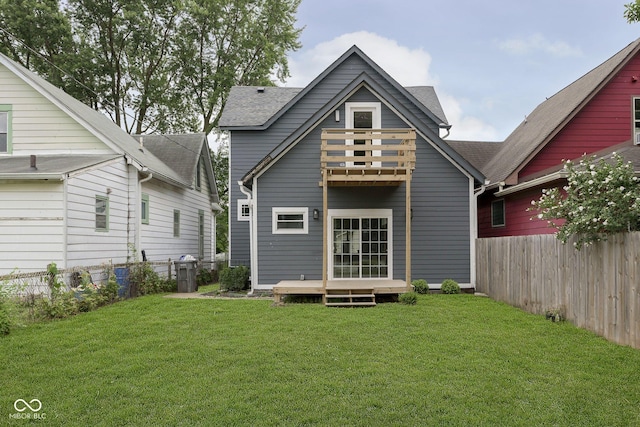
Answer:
[{"xmin": 220, "ymin": 46, "xmax": 484, "ymax": 303}]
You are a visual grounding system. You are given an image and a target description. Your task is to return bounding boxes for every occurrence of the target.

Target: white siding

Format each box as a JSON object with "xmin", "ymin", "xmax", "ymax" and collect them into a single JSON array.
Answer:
[
  {"xmin": 66, "ymin": 159, "xmax": 131, "ymax": 267},
  {"xmin": 0, "ymin": 181, "xmax": 65, "ymax": 274},
  {"xmin": 140, "ymin": 165, "xmax": 214, "ymax": 263},
  {"xmin": 0, "ymin": 65, "xmax": 112, "ymax": 155}
]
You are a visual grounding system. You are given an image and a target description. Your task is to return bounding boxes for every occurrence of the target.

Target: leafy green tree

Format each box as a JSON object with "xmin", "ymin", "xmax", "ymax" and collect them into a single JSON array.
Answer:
[
  {"xmin": 211, "ymin": 136, "xmax": 229, "ymax": 253},
  {"xmin": 0, "ymin": 0, "xmax": 73, "ymax": 87},
  {"xmin": 175, "ymin": 0, "xmax": 302, "ymax": 134},
  {"xmin": 624, "ymin": 0, "xmax": 640, "ymax": 23},
  {"xmin": 530, "ymin": 153, "xmax": 640, "ymax": 249},
  {"xmin": 67, "ymin": 0, "xmax": 193, "ymax": 134}
]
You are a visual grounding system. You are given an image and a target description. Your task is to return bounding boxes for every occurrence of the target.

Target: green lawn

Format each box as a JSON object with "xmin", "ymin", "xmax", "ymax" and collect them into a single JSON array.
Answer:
[{"xmin": 2, "ymin": 292, "xmax": 639, "ymax": 426}]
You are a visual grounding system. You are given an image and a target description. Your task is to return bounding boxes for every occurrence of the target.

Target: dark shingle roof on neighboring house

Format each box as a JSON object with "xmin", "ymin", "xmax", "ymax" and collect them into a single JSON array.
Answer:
[
  {"xmin": 133, "ymin": 133, "xmax": 218, "ymax": 201},
  {"xmin": 446, "ymin": 140, "xmax": 503, "ymax": 174},
  {"xmin": 483, "ymin": 37, "xmax": 640, "ymax": 185},
  {"xmin": 134, "ymin": 134, "xmax": 203, "ymax": 183},
  {"xmin": 0, "ymin": 154, "xmax": 120, "ymax": 179}
]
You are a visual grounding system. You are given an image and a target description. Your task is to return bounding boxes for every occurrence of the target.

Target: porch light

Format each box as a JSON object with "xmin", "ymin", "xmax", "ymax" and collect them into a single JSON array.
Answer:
[{"xmin": 313, "ymin": 209, "xmax": 319, "ymax": 220}]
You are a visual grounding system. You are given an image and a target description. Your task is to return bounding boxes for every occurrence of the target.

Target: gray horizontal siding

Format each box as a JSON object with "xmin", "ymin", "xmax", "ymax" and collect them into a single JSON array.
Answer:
[
  {"xmin": 254, "ymin": 105, "xmax": 472, "ymax": 286},
  {"xmin": 230, "ymin": 54, "xmax": 463, "ymax": 276}
]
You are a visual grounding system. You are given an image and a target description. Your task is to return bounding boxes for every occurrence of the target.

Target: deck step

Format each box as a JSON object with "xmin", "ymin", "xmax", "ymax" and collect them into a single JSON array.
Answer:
[
  {"xmin": 324, "ymin": 288, "xmax": 376, "ymax": 307},
  {"xmin": 325, "ymin": 301, "xmax": 377, "ymax": 307}
]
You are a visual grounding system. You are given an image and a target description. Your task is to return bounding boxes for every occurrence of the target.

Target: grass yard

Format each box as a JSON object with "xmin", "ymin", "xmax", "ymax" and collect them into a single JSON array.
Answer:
[{"xmin": 2, "ymin": 291, "xmax": 639, "ymax": 426}]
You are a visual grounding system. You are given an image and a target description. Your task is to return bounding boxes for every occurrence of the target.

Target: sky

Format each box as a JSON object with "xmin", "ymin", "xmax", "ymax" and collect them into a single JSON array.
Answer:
[{"xmin": 283, "ymin": 0, "xmax": 640, "ymax": 141}]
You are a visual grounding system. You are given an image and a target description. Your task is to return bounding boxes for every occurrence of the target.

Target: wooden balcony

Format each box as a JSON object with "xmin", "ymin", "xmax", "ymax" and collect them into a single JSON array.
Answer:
[
  {"xmin": 320, "ymin": 128, "xmax": 416, "ymax": 290},
  {"xmin": 320, "ymin": 128, "xmax": 416, "ymax": 186}
]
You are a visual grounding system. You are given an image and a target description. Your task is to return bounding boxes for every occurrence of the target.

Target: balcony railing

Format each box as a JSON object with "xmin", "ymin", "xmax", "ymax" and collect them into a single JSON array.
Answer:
[{"xmin": 320, "ymin": 128, "xmax": 416, "ymax": 186}]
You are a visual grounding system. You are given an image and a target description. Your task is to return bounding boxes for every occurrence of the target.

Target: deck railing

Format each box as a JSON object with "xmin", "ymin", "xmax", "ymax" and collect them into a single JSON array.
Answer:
[{"xmin": 320, "ymin": 128, "xmax": 416, "ymax": 185}]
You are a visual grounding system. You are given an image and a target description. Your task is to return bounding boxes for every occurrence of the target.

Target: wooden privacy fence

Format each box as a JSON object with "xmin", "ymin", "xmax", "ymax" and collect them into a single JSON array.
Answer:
[{"xmin": 476, "ymin": 232, "xmax": 640, "ymax": 349}]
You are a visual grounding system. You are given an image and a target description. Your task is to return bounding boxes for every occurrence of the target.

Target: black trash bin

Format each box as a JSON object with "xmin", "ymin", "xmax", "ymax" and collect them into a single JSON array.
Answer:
[{"xmin": 175, "ymin": 259, "xmax": 197, "ymax": 293}]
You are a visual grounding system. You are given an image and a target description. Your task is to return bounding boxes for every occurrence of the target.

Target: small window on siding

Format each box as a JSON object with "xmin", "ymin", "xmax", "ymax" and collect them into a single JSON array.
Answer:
[
  {"xmin": 237, "ymin": 199, "xmax": 250, "ymax": 221},
  {"xmin": 96, "ymin": 196, "xmax": 109, "ymax": 231},
  {"xmin": 634, "ymin": 97, "xmax": 640, "ymax": 144},
  {"xmin": 195, "ymin": 158, "xmax": 202, "ymax": 191},
  {"xmin": 141, "ymin": 193, "xmax": 150, "ymax": 224},
  {"xmin": 0, "ymin": 105, "xmax": 12, "ymax": 153},
  {"xmin": 173, "ymin": 210, "xmax": 180, "ymax": 237},
  {"xmin": 272, "ymin": 207, "xmax": 308, "ymax": 234},
  {"xmin": 491, "ymin": 199, "xmax": 505, "ymax": 227}
]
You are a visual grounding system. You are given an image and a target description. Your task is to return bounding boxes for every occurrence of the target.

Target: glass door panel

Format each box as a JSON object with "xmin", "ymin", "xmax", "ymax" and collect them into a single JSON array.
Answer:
[{"xmin": 332, "ymin": 217, "xmax": 389, "ymax": 279}]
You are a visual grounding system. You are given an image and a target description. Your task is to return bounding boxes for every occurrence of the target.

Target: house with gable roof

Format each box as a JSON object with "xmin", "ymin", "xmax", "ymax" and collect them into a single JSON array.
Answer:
[
  {"xmin": 448, "ymin": 38, "xmax": 640, "ymax": 238},
  {"xmin": 220, "ymin": 46, "xmax": 485, "ymax": 303},
  {"xmin": 0, "ymin": 52, "xmax": 220, "ymax": 276}
]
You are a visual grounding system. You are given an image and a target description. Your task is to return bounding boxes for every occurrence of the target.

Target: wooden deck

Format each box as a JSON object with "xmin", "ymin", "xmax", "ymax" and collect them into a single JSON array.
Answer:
[{"xmin": 272, "ymin": 279, "xmax": 410, "ymax": 306}]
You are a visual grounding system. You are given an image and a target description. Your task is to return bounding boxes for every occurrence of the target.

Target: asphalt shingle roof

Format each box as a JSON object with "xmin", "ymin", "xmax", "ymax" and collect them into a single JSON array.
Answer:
[
  {"xmin": 219, "ymin": 86, "xmax": 302, "ymax": 127},
  {"xmin": 133, "ymin": 134, "xmax": 205, "ymax": 184},
  {"xmin": 0, "ymin": 155, "xmax": 120, "ymax": 178},
  {"xmin": 218, "ymin": 85, "xmax": 448, "ymax": 128}
]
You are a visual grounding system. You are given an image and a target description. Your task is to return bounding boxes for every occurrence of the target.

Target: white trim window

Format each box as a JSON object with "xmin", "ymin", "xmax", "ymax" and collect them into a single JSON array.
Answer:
[
  {"xmin": 272, "ymin": 207, "xmax": 308, "ymax": 234},
  {"xmin": 634, "ymin": 97, "xmax": 640, "ymax": 145},
  {"xmin": 345, "ymin": 102, "xmax": 382, "ymax": 167},
  {"xmin": 237, "ymin": 199, "xmax": 250, "ymax": 221}
]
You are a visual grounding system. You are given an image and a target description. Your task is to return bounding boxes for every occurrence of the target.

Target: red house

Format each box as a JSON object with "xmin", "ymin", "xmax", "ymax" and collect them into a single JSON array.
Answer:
[{"xmin": 450, "ymin": 38, "xmax": 640, "ymax": 238}]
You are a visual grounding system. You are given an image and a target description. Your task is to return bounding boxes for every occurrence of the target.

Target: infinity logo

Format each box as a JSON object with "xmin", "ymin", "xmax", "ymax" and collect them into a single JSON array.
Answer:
[{"xmin": 14, "ymin": 399, "xmax": 42, "ymax": 412}]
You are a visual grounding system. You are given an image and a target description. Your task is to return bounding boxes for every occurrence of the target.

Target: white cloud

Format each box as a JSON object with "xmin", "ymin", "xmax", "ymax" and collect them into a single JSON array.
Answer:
[
  {"xmin": 285, "ymin": 31, "xmax": 498, "ymax": 141},
  {"xmin": 439, "ymin": 94, "xmax": 499, "ymax": 141},
  {"xmin": 498, "ymin": 33, "xmax": 583, "ymax": 58},
  {"xmin": 285, "ymin": 31, "xmax": 435, "ymax": 87}
]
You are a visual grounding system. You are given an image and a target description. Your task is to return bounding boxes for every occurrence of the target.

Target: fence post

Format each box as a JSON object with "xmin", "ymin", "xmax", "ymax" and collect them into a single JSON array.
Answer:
[{"xmin": 168, "ymin": 258, "xmax": 172, "ymax": 280}]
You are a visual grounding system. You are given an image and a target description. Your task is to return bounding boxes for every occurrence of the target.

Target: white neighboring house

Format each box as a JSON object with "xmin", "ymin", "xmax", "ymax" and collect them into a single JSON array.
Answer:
[{"xmin": 0, "ymin": 52, "xmax": 220, "ymax": 275}]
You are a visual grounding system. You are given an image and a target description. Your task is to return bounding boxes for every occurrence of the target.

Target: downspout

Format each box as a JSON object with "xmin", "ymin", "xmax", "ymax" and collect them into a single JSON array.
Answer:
[
  {"xmin": 471, "ymin": 181, "xmax": 489, "ymax": 290},
  {"xmin": 137, "ymin": 169, "xmax": 153, "ymax": 261},
  {"xmin": 439, "ymin": 123, "xmax": 452, "ymax": 139},
  {"xmin": 238, "ymin": 181, "xmax": 255, "ymax": 295}
]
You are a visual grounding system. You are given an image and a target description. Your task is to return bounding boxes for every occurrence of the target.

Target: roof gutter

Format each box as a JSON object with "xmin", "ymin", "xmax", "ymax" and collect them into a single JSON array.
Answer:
[
  {"xmin": 0, "ymin": 173, "xmax": 64, "ymax": 180},
  {"xmin": 495, "ymin": 170, "xmax": 568, "ymax": 197}
]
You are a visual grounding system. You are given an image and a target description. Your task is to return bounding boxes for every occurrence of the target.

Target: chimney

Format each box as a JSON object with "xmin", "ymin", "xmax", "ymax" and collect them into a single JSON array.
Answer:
[{"xmin": 30, "ymin": 155, "xmax": 37, "ymax": 170}]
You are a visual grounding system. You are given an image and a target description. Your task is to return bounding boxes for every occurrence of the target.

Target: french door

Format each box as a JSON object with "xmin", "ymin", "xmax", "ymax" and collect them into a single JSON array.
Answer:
[{"xmin": 330, "ymin": 210, "xmax": 392, "ymax": 279}]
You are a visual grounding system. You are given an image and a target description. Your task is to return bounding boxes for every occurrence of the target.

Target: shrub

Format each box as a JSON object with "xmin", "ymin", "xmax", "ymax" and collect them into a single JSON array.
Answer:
[
  {"xmin": 440, "ymin": 279, "xmax": 460, "ymax": 294},
  {"xmin": 130, "ymin": 263, "xmax": 174, "ymax": 296},
  {"xmin": 197, "ymin": 269, "xmax": 213, "ymax": 287},
  {"xmin": 219, "ymin": 265, "xmax": 250, "ymax": 291},
  {"xmin": 412, "ymin": 279, "xmax": 429, "ymax": 294},
  {"xmin": 529, "ymin": 153, "xmax": 640, "ymax": 249},
  {"xmin": 37, "ymin": 290, "xmax": 79, "ymax": 319},
  {"xmin": 398, "ymin": 292, "xmax": 418, "ymax": 305},
  {"xmin": 0, "ymin": 303, "xmax": 10, "ymax": 335},
  {"xmin": 99, "ymin": 271, "xmax": 120, "ymax": 303}
]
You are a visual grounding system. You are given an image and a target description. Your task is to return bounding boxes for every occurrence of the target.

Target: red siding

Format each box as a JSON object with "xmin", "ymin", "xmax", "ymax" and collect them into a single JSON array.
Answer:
[
  {"xmin": 478, "ymin": 188, "xmax": 563, "ymax": 238},
  {"xmin": 519, "ymin": 54, "xmax": 640, "ymax": 179}
]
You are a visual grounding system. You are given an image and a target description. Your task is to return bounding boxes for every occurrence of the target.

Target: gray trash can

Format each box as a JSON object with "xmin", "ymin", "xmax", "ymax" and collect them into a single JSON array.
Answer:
[{"xmin": 175, "ymin": 260, "xmax": 198, "ymax": 293}]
